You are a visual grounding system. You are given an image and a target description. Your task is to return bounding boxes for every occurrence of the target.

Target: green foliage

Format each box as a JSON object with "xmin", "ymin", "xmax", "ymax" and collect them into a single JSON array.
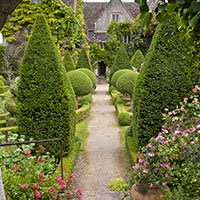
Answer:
[
  {"xmin": 132, "ymin": 14, "xmax": 194, "ymax": 149},
  {"xmin": 77, "ymin": 68, "xmax": 96, "ymax": 89},
  {"xmin": 1, "ymin": 0, "xmax": 86, "ymax": 52},
  {"xmin": 78, "ymin": 94, "xmax": 92, "ymax": 107},
  {"xmin": 118, "ymin": 111, "xmax": 132, "ymax": 126},
  {"xmin": 63, "ymin": 50, "xmax": 75, "ymax": 72},
  {"xmin": 116, "ymin": 71, "xmax": 138, "ymax": 97},
  {"xmin": 109, "ymin": 44, "xmax": 132, "ymax": 81},
  {"xmin": 107, "ymin": 178, "xmax": 128, "ymax": 192},
  {"xmin": 76, "ymin": 104, "xmax": 91, "ymax": 124},
  {"xmin": 130, "ymin": 49, "xmax": 144, "ymax": 71},
  {"xmin": 0, "ymin": 45, "xmax": 5, "ymax": 72},
  {"xmin": 67, "ymin": 70, "xmax": 93, "ymax": 97},
  {"xmin": 132, "ymin": 88, "xmax": 200, "ymax": 199},
  {"xmin": 76, "ymin": 48, "xmax": 93, "ymax": 71},
  {"xmin": 111, "ymin": 69, "xmax": 133, "ymax": 88},
  {"xmin": 16, "ymin": 15, "xmax": 76, "ymax": 158}
]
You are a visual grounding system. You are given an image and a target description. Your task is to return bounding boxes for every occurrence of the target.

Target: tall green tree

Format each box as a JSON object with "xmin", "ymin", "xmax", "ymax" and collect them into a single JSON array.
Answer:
[
  {"xmin": 130, "ymin": 49, "xmax": 144, "ymax": 71},
  {"xmin": 16, "ymin": 15, "xmax": 76, "ymax": 158},
  {"xmin": 109, "ymin": 44, "xmax": 132, "ymax": 81},
  {"xmin": 76, "ymin": 47, "xmax": 93, "ymax": 71},
  {"xmin": 132, "ymin": 14, "xmax": 195, "ymax": 149}
]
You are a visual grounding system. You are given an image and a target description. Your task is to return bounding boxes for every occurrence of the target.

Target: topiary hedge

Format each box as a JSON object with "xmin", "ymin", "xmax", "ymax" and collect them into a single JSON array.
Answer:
[
  {"xmin": 132, "ymin": 14, "xmax": 194, "ymax": 149},
  {"xmin": 116, "ymin": 71, "xmax": 138, "ymax": 98},
  {"xmin": 63, "ymin": 50, "xmax": 75, "ymax": 72},
  {"xmin": 67, "ymin": 70, "xmax": 93, "ymax": 98},
  {"xmin": 16, "ymin": 15, "xmax": 76, "ymax": 159},
  {"xmin": 109, "ymin": 44, "xmax": 132, "ymax": 81},
  {"xmin": 77, "ymin": 68, "xmax": 96, "ymax": 89},
  {"xmin": 110, "ymin": 69, "xmax": 133, "ymax": 88},
  {"xmin": 130, "ymin": 49, "xmax": 144, "ymax": 71},
  {"xmin": 76, "ymin": 48, "xmax": 93, "ymax": 71}
]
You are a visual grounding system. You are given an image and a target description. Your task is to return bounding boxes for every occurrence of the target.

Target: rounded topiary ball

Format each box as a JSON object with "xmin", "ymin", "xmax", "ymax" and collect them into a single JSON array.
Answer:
[
  {"xmin": 77, "ymin": 68, "xmax": 96, "ymax": 89},
  {"xmin": 111, "ymin": 69, "xmax": 133, "ymax": 88},
  {"xmin": 67, "ymin": 70, "xmax": 93, "ymax": 97},
  {"xmin": 116, "ymin": 71, "xmax": 138, "ymax": 96}
]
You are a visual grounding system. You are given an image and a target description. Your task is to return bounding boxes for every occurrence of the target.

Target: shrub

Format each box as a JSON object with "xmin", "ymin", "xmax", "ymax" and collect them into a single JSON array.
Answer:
[
  {"xmin": 76, "ymin": 48, "xmax": 93, "ymax": 71},
  {"xmin": 109, "ymin": 44, "xmax": 132, "ymax": 81},
  {"xmin": 78, "ymin": 94, "xmax": 92, "ymax": 107},
  {"xmin": 63, "ymin": 50, "xmax": 75, "ymax": 72},
  {"xmin": 67, "ymin": 70, "xmax": 93, "ymax": 98},
  {"xmin": 77, "ymin": 68, "xmax": 96, "ymax": 89},
  {"xmin": 132, "ymin": 86, "xmax": 200, "ymax": 199},
  {"xmin": 116, "ymin": 71, "xmax": 138, "ymax": 98},
  {"xmin": 132, "ymin": 14, "xmax": 194, "ymax": 149},
  {"xmin": 118, "ymin": 111, "xmax": 132, "ymax": 126},
  {"xmin": 76, "ymin": 104, "xmax": 91, "ymax": 123},
  {"xmin": 130, "ymin": 49, "xmax": 144, "ymax": 71},
  {"xmin": 110, "ymin": 69, "xmax": 133, "ymax": 88},
  {"xmin": 16, "ymin": 15, "xmax": 76, "ymax": 158}
]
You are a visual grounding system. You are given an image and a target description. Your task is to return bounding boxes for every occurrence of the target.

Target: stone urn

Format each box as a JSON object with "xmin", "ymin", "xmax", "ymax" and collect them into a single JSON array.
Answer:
[{"xmin": 130, "ymin": 184, "xmax": 167, "ymax": 200}]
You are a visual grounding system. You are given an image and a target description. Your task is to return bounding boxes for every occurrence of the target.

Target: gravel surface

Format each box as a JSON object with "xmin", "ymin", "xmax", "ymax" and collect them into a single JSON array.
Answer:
[{"xmin": 72, "ymin": 80, "xmax": 129, "ymax": 200}]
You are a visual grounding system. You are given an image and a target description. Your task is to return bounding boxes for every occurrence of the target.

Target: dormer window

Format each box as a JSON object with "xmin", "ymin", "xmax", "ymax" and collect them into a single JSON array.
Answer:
[
  {"xmin": 32, "ymin": 0, "xmax": 41, "ymax": 4},
  {"xmin": 112, "ymin": 14, "xmax": 119, "ymax": 22},
  {"xmin": 122, "ymin": 34, "xmax": 130, "ymax": 44}
]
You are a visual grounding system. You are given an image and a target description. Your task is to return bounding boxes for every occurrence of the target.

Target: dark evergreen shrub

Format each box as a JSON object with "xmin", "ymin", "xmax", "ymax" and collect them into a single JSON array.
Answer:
[
  {"xmin": 111, "ymin": 69, "xmax": 133, "ymax": 88},
  {"xmin": 16, "ymin": 15, "xmax": 76, "ymax": 158},
  {"xmin": 76, "ymin": 48, "xmax": 93, "ymax": 71},
  {"xmin": 116, "ymin": 71, "xmax": 138, "ymax": 97},
  {"xmin": 130, "ymin": 49, "xmax": 144, "ymax": 71},
  {"xmin": 63, "ymin": 50, "xmax": 75, "ymax": 72},
  {"xmin": 77, "ymin": 68, "xmax": 96, "ymax": 89},
  {"xmin": 132, "ymin": 14, "xmax": 194, "ymax": 149},
  {"xmin": 109, "ymin": 44, "xmax": 132, "ymax": 81},
  {"xmin": 67, "ymin": 70, "xmax": 93, "ymax": 97}
]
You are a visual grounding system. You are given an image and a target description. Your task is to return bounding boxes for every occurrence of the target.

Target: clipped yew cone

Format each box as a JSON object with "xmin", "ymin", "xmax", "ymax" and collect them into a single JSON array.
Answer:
[{"xmin": 130, "ymin": 184, "xmax": 166, "ymax": 200}]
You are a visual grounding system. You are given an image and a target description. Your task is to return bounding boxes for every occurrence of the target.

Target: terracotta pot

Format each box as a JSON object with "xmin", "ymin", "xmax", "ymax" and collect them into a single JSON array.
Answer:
[{"xmin": 130, "ymin": 184, "xmax": 166, "ymax": 200}]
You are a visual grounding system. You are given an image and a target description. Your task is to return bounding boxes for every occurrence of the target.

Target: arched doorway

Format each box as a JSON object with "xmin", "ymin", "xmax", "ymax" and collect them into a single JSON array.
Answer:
[{"xmin": 98, "ymin": 61, "xmax": 106, "ymax": 76}]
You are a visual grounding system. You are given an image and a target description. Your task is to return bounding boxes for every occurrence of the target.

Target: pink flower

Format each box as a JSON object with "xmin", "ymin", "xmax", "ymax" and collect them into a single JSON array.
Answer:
[
  {"xmin": 60, "ymin": 180, "xmax": 66, "ymax": 190},
  {"xmin": 183, "ymin": 97, "xmax": 188, "ymax": 103},
  {"xmin": 192, "ymin": 87, "xmax": 198, "ymax": 93},
  {"xmin": 22, "ymin": 151, "xmax": 31, "ymax": 156},
  {"xmin": 172, "ymin": 111, "xmax": 176, "ymax": 115},
  {"xmin": 38, "ymin": 157, "xmax": 43, "ymax": 163},
  {"xmin": 57, "ymin": 176, "xmax": 62, "ymax": 182},
  {"xmin": 23, "ymin": 183, "xmax": 28, "ymax": 189},
  {"xmin": 162, "ymin": 182, "xmax": 167, "ymax": 187},
  {"xmin": 164, "ymin": 173, "xmax": 169, "ymax": 177},
  {"xmin": 76, "ymin": 189, "xmax": 82, "ymax": 198},
  {"xmin": 148, "ymin": 152, "xmax": 155, "ymax": 157},
  {"xmin": 13, "ymin": 165, "xmax": 18, "ymax": 172},
  {"xmin": 40, "ymin": 179, "xmax": 45, "ymax": 185},
  {"xmin": 161, "ymin": 163, "xmax": 171, "ymax": 169},
  {"xmin": 143, "ymin": 168, "xmax": 149, "ymax": 173},
  {"xmin": 49, "ymin": 187, "xmax": 56, "ymax": 193},
  {"xmin": 137, "ymin": 157, "xmax": 145, "ymax": 165},
  {"xmin": 146, "ymin": 143, "xmax": 152, "ymax": 148},
  {"xmin": 35, "ymin": 190, "xmax": 41, "ymax": 199},
  {"xmin": 69, "ymin": 177, "xmax": 74, "ymax": 184},
  {"xmin": 163, "ymin": 139, "xmax": 169, "ymax": 145},
  {"xmin": 39, "ymin": 173, "xmax": 43, "ymax": 179},
  {"xmin": 39, "ymin": 145, "xmax": 46, "ymax": 151},
  {"xmin": 193, "ymin": 98, "xmax": 198, "ymax": 103},
  {"xmin": 32, "ymin": 184, "xmax": 37, "ymax": 190},
  {"xmin": 67, "ymin": 191, "xmax": 72, "ymax": 197},
  {"xmin": 189, "ymin": 128, "xmax": 196, "ymax": 133},
  {"xmin": 180, "ymin": 106, "xmax": 184, "ymax": 111}
]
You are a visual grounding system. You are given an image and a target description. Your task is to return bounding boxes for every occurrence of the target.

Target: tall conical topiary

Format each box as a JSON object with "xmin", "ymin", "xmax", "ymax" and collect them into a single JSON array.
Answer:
[
  {"xmin": 132, "ymin": 14, "xmax": 194, "ymax": 149},
  {"xmin": 16, "ymin": 15, "xmax": 76, "ymax": 158},
  {"xmin": 130, "ymin": 49, "xmax": 144, "ymax": 71},
  {"xmin": 76, "ymin": 47, "xmax": 93, "ymax": 71},
  {"xmin": 109, "ymin": 44, "xmax": 132, "ymax": 81},
  {"xmin": 63, "ymin": 50, "xmax": 75, "ymax": 72}
]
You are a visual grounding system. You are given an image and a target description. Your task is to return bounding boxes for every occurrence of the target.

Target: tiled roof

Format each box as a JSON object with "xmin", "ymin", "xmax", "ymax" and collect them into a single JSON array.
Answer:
[{"xmin": 87, "ymin": 32, "xmax": 111, "ymax": 43}]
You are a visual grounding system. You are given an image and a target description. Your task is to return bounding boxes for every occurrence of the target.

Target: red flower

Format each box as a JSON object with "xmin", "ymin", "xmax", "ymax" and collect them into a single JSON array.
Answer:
[
  {"xmin": 38, "ymin": 157, "xmax": 43, "ymax": 163},
  {"xmin": 49, "ymin": 187, "xmax": 56, "ymax": 193},
  {"xmin": 67, "ymin": 191, "xmax": 72, "ymax": 197},
  {"xmin": 39, "ymin": 145, "xmax": 46, "ymax": 151},
  {"xmin": 32, "ymin": 184, "xmax": 38, "ymax": 190},
  {"xmin": 40, "ymin": 179, "xmax": 45, "ymax": 185},
  {"xmin": 13, "ymin": 165, "xmax": 18, "ymax": 172},
  {"xmin": 35, "ymin": 190, "xmax": 41, "ymax": 199},
  {"xmin": 22, "ymin": 183, "xmax": 28, "ymax": 189}
]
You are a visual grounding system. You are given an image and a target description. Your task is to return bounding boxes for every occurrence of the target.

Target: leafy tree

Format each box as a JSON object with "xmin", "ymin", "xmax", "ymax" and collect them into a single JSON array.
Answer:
[
  {"xmin": 63, "ymin": 50, "xmax": 75, "ymax": 72},
  {"xmin": 132, "ymin": 14, "xmax": 195, "ymax": 149},
  {"xmin": 130, "ymin": 49, "xmax": 144, "ymax": 71},
  {"xmin": 109, "ymin": 44, "xmax": 132, "ymax": 81},
  {"xmin": 76, "ymin": 48, "xmax": 93, "ymax": 71},
  {"xmin": 16, "ymin": 15, "xmax": 76, "ymax": 158}
]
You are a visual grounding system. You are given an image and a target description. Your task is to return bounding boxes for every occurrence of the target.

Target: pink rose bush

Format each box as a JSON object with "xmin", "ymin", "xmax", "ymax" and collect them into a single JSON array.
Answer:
[
  {"xmin": 132, "ymin": 86, "xmax": 200, "ymax": 199},
  {"xmin": 0, "ymin": 135, "xmax": 82, "ymax": 200}
]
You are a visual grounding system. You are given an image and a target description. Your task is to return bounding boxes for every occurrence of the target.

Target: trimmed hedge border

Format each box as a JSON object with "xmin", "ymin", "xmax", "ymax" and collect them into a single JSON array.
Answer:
[{"xmin": 76, "ymin": 104, "xmax": 91, "ymax": 123}]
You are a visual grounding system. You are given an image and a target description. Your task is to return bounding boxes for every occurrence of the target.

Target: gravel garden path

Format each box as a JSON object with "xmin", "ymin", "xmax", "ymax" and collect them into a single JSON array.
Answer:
[{"xmin": 72, "ymin": 78, "xmax": 129, "ymax": 200}]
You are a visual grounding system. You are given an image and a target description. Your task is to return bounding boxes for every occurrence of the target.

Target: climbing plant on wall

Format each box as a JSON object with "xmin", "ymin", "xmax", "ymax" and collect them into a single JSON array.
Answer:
[{"xmin": 1, "ymin": 0, "xmax": 86, "ymax": 52}]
